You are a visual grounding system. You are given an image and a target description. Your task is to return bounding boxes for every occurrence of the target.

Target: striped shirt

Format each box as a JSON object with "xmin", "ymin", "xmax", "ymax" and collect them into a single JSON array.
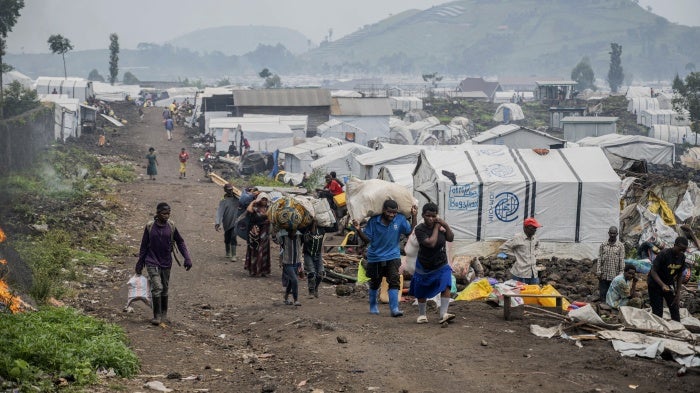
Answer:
[
  {"xmin": 278, "ymin": 234, "xmax": 303, "ymax": 265},
  {"xmin": 303, "ymin": 227, "xmax": 325, "ymax": 256},
  {"xmin": 597, "ymin": 241, "xmax": 625, "ymax": 281}
]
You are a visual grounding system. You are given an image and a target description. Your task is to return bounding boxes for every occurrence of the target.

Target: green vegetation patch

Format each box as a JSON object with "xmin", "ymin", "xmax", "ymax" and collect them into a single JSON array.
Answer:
[{"xmin": 0, "ymin": 307, "xmax": 140, "ymax": 389}]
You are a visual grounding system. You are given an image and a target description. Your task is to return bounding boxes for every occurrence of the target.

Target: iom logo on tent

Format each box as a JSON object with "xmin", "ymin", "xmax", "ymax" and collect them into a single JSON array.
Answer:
[{"xmin": 493, "ymin": 192, "xmax": 519, "ymax": 222}]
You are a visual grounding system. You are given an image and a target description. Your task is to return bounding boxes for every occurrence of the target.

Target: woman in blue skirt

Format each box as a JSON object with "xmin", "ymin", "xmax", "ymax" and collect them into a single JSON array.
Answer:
[{"xmin": 409, "ymin": 202, "xmax": 455, "ymax": 324}]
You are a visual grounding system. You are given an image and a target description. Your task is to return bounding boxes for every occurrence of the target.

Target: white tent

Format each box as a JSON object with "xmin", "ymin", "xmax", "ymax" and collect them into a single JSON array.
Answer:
[
  {"xmin": 209, "ymin": 117, "xmax": 293, "ymax": 153},
  {"xmin": 640, "ymin": 109, "xmax": 689, "ymax": 127},
  {"xmin": 309, "ymin": 143, "xmax": 372, "ymax": 181},
  {"xmin": 651, "ymin": 125, "xmax": 698, "ymax": 145},
  {"xmin": 93, "ymin": 82, "xmax": 141, "ymax": 102},
  {"xmin": 377, "ymin": 164, "xmax": 415, "ymax": 189},
  {"xmin": 316, "ymin": 119, "xmax": 368, "ymax": 145},
  {"xmin": 412, "ymin": 146, "xmax": 621, "ymax": 259},
  {"xmin": 389, "ymin": 96, "xmax": 423, "ymax": 112},
  {"xmin": 40, "ymin": 95, "xmax": 80, "ymax": 141},
  {"xmin": 625, "ymin": 86, "xmax": 651, "ymax": 99},
  {"xmin": 3, "ymin": 70, "xmax": 33, "ymax": 89},
  {"xmin": 577, "ymin": 134, "xmax": 675, "ymax": 167},
  {"xmin": 493, "ymin": 103, "xmax": 525, "ymax": 122},
  {"xmin": 355, "ymin": 144, "xmax": 424, "ymax": 179},
  {"xmin": 279, "ymin": 137, "xmax": 343, "ymax": 173},
  {"xmin": 35, "ymin": 77, "xmax": 94, "ymax": 102}
]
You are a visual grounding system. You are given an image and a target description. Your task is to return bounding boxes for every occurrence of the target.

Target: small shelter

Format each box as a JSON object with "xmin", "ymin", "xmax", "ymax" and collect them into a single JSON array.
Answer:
[
  {"xmin": 534, "ymin": 80, "xmax": 577, "ymax": 101},
  {"xmin": 389, "ymin": 96, "xmax": 423, "ymax": 112},
  {"xmin": 493, "ymin": 103, "xmax": 525, "ymax": 123},
  {"xmin": 548, "ymin": 107, "xmax": 586, "ymax": 129},
  {"xmin": 330, "ymin": 97, "xmax": 392, "ymax": 141},
  {"xmin": 577, "ymin": 134, "xmax": 675, "ymax": 168},
  {"xmin": 560, "ymin": 116, "xmax": 618, "ymax": 142},
  {"xmin": 355, "ymin": 144, "xmax": 423, "ymax": 179},
  {"xmin": 279, "ymin": 137, "xmax": 343, "ymax": 174},
  {"xmin": 309, "ymin": 143, "xmax": 373, "ymax": 181},
  {"xmin": 316, "ymin": 119, "xmax": 368, "ymax": 145},
  {"xmin": 650, "ymin": 125, "xmax": 698, "ymax": 145},
  {"xmin": 40, "ymin": 95, "xmax": 81, "ymax": 141},
  {"xmin": 456, "ymin": 77, "xmax": 502, "ymax": 102},
  {"xmin": 412, "ymin": 147, "xmax": 620, "ymax": 259},
  {"xmin": 472, "ymin": 124, "xmax": 566, "ymax": 149},
  {"xmin": 639, "ymin": 109, "xmax": 689, "ymax": 128},
  {"xmin": 244, "ymin": 114, "xmax": 309, "ymax": 140},
  {"xmin": 233, "ymin": 88, "xmax": 331, "ymax": 133},
  {"xmin": 209, "ymin": 117, "xmax": 293, "ymax": 154}
]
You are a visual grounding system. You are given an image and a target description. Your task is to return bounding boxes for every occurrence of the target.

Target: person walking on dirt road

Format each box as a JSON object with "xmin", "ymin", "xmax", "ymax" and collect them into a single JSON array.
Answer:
[
  {"xmin": 135, "ymin": 202, "xmax": 193, "ymax": 325},
  {"xmin": 353, "ymin": 199, "xmax": 417, "ymax": 317},
  {"xmin": 303, "ymin": 221, "xmax": 326, "ymax": 298},
  {"xmin": 647, "ymin": 236, "xmax": 689, "ymax": 322},
  {"xmin": 165, "ymin": 117, "xmax": 174, "ymax": 141},
  {"xmin": 596, "ymin": 225, "xmax": 625, "ymax": 301},
  {"xmin": 245, "ymin": 192, "xmax": 271, "ymax": 277},
  {"xmin": 277, "ymin": 229, "xmax": 304, "ymax": 306},
  {"xmin": 178, "ymin": 148, "xmax": 190, "ymax": 179},
  {"xmin": 500, "ymin": 217, "xmax": 541, "ymax": 284},
  {"xmin": 215, "ymin": 183, "xmax": 240, "ymax": 261},
  {"xmin": 409, "ymin": 202, "xmax": 456, "ymax": 325},
  {"xmin": 145, "ymin": 147, "xmax": 158, "ymax": 181}
]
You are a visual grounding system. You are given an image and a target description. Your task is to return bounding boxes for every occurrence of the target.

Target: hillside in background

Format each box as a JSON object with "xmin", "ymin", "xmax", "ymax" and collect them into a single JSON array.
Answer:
[
  {"xmin": 167, "ymin": 25, "xmax": 312, "ymax": 55},
  {"xmin": 305, "ymin": 0, "xmax": 700, "ymax": 79},
  {"xmin": 5, "ymin": 0, "xmax": 700, "ymax": 82}
]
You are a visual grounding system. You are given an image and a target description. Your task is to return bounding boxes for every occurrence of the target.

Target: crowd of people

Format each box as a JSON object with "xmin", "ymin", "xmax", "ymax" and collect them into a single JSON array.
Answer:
[{"xmin": 133, "ymin": 168, "xmax": 698, "ymax": 327}]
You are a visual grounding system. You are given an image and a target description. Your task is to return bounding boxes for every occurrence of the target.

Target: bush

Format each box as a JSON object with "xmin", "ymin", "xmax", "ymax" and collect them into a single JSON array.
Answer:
[{"xmin": 0, "ymin": 307, "xmax": 140, "ymax": 389}]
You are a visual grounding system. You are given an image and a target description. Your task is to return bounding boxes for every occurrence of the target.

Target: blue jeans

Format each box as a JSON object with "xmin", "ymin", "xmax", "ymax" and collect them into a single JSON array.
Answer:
[
  {"xmin": 303, "ymin": 253, "xmax": 324, "ymax": 292},
  {"xmin": 511, "ymin": 274, "xmax": 539, "ymax": 285}
]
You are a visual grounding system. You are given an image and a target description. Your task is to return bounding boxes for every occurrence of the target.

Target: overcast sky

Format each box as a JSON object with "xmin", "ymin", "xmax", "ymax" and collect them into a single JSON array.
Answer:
[{"xmin": 6, "ymin": 0, "xmax": 700, "ymax": 54}]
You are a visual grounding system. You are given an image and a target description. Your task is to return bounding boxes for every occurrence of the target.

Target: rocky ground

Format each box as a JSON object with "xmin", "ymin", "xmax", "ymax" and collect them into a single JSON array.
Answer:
[{"xmin": 34, "ymin": 104, "xmax": 700, "ymax": 392}]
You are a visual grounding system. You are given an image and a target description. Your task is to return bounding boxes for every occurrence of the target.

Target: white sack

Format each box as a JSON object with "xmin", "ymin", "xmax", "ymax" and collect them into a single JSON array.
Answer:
[
  {"xmin": 675, "ymin": 181, "xmax": 700, "ymax": 222},
  {"xmin": 310, "ymin": 197, "xmax": 336, "ymax": 228},
  {"xmin": 345, "ymin": 177, "xmax": 415, "ymax": 219},
  {"xmin": 125, "ymin": 274, "xmax": 151, "ymax": 310}
]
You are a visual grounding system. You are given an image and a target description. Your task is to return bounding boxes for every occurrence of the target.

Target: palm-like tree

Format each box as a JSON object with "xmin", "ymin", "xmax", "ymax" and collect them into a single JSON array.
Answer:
[{"xmin": 48, "ymin": 34, "xmax": 74, "ymax": 78}]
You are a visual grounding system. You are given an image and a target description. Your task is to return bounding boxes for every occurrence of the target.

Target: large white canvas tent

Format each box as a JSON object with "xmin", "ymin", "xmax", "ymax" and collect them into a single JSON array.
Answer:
[
  {"xmin": 209, "ymin": 117, "xmax": 293, "ymax": 153},
  {"xmin": 577, "ymin": 134, "xmax": 675, "ymax": 167},
  {"xmin": 413, "ymin": 146, "xmax": 620, "ymax": 259},
  {"xmin": 639, "ymin": 109, "xmax": 689, "ymax": 127},
  {"xmin": 3, "ymin": 70, "xmax": 33, "ymax": 89},
  {"xmin": 355, "ymin": 144, "xmax": 423, "ymax": 179},
  {"xmin": 93, "ymin": 82, "xmax": 141, "ymax": 102},
  {"xmin": 316, "ymin": 119, "xmax": 368, "ymax": 145},
  {"xmin": 651, "ymin": 125, "xmax": 698, "ymax": 145},
  {"xmin": 35, "ymin": 77, "xmax": 94, "ymax": 102}
]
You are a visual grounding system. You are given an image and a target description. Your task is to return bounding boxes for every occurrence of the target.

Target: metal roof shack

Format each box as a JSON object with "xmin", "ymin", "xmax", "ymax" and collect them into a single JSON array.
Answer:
[
  {"xmin": 233, "ymin": 88, "xmax": 330, "ymax": 107},
  {"xmin": 560, "ymin": 116, "xmax": 618, "ymax": 142}
]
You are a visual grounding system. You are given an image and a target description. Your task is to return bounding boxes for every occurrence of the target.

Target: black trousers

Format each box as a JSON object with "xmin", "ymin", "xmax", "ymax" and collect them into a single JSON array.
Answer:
[{"xmin": 366, "ymin": 259, "xmax": 401, "ymax": 291}]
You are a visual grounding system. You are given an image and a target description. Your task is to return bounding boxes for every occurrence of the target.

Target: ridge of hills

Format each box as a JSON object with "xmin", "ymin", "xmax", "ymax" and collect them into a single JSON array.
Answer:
[{"xmin": 5, "ymin": 0, "xmax": 700, "ymax": 81}]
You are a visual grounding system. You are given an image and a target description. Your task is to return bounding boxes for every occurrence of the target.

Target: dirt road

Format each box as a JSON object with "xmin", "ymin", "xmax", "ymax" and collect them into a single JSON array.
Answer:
[{"xmin": 72, "ymin": 106, "xmax": 699, "ymax": 392}]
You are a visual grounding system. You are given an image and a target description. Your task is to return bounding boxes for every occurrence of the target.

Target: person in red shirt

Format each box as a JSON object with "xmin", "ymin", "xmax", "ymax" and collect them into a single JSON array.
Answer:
[
  {"xmin": 321, "ymin": 174, "xmax": 343, "ymax": 196},
  {"xmin": 178, "ymin": 148, "xmax": 190, "ymax": 179}
]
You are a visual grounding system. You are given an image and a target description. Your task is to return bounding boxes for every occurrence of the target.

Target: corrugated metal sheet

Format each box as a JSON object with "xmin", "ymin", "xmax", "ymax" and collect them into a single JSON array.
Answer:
[
  {"xmin": 472, "ymin": 124, "xmax": 564, "ymax": 143},
  {"xmin": 330, "ymin": 97, "xmax": 392, "ymax": 116},
  {"xmin": 560, "ymin": 116, "xmax": 618, "ymax": 123},
  {"xmin": 233, "ymin": 88, "xmax": 331, "ymax": 107},
  {"xmin": 535, "ymin": 80, "xmax": 577, "ymax": 86}
]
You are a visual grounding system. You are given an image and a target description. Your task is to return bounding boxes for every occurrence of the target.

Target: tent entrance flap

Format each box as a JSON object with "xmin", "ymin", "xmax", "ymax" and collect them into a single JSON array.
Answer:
[{"xmin": 557, "ymin": 150, "xmax": 583, "ymax": 242}]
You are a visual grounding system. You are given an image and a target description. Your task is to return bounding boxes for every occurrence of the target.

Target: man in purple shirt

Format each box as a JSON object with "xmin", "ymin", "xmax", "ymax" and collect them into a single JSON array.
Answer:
[{"xmin": 135, "ymin": 202, "xmax": 193, "ymax": 325}]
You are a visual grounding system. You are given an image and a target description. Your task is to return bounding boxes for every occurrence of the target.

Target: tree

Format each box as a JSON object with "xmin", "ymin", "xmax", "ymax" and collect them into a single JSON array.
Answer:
[
  {"xmin": 108, "ymin": 33, "xmax": 119, "ymax": 85},
  {"xmin": 422, "ymin": 72, "xmax": 443, "ymax": 88},
  {"xmin": 258, "ymin": 68, "xmax": 282, "ymax": 88},
  {"xmin": 0, "ymin": 0, "xmax": 25, "ymax": 118},
  {"xmin": 216, "ymin": 78, "xmax": 231, "ymax": 87},
  {"xmin": 47, "ymin": 34, "xmax": 74, "ymax": 79},
  {"xmin": 2, "ymin": 80, "xmax": 38, "ymax": 119},
  {"xmin": 122, "ymin": 71, "xmax": 139, "ymax": 85},
  {"xmin": 87, "ymin": 69, "xmax": 105, "ymax": 82},
  {"xmin": 672, "ymin": 72, "xmax": 700, "ymax": 135},
  {"xmin": 607, "ymin": 42, "xmax": 624, "ymax": 93},
  {"xmin": 571, "ymin": 57, "xmax": 596, "ymax": 91}
]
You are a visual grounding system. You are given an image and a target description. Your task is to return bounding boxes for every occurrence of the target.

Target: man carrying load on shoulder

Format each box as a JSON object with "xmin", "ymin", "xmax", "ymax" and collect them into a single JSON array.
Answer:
[{"xmin": 353, "ymin": 199, "xmax": 417, "ymax": 317}]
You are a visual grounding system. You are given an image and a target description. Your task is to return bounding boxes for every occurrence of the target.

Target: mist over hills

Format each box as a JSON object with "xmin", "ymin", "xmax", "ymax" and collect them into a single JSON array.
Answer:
[{"xmin": 6, "ymin": 0, "xmax": 700, "ymax": 82}]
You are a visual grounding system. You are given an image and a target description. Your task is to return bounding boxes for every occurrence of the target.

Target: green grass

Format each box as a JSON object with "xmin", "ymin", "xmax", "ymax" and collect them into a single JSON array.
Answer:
[
  {"xmin": 101, "ymin": 164, "xmax": 137, "ymax": 183},
  {"xmin": 0, "ymin": 307, "xmax": 140, "ymax": 390}
]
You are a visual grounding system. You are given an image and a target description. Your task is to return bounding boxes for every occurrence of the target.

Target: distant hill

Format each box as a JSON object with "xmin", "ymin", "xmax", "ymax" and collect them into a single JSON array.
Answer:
[
  {"xmin": 167, "ymin": 25, "xmax": 311, "ymax": 55},
  {"xmin": 304, "ymin": 0, "xmax": 700, "ymax": 79}
]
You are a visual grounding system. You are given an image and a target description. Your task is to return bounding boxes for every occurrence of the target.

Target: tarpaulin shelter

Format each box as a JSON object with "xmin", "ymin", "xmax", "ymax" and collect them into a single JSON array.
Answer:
[
  {"xmin": 412, "ymin": 146, "xmax": 620, "ymax": 259},
  {"xmin": 577, "ymin": 134, "xmax": 675, "ymax": 167}
]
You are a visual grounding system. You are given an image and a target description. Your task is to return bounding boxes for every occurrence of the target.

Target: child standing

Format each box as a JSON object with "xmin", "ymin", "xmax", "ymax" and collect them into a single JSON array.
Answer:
[
  {"xmin": 278, "ymin": 230, "xmax": 303, "ymax": 306},
  {"xmin": 178, "ymin": 148, "xmax": 190, "ymax": 179}
]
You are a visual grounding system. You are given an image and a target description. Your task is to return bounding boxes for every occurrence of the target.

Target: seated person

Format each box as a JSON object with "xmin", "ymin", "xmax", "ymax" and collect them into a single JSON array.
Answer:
[
  {"xmin": 228, "ymin": 143, "xmax": 239, "ymax": 157},
  {"xmin": 606, "ymin": 264, "xmax": 640, "ymax": 309}
]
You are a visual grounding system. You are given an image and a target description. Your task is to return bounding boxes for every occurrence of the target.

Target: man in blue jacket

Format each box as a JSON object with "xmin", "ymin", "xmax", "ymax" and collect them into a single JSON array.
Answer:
[{"xmin": 353, "ymin": 199, "xmax": 417, "ymax": 317}]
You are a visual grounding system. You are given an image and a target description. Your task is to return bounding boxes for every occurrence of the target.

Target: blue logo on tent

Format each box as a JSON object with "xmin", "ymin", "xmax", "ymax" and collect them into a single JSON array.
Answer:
[{"xmin": 494, "ymin": 192, "xmax": 519, "ymax": 222}]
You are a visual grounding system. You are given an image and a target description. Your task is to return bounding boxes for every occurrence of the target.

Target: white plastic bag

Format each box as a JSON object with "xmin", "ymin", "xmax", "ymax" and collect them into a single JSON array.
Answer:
[
  {"xmin": 402, "ymin": 230, "xmax": 419, "ymax": 275},
  {"xmin": 124, "ymin": 274, "xmax": 151, "ymax": 310}
]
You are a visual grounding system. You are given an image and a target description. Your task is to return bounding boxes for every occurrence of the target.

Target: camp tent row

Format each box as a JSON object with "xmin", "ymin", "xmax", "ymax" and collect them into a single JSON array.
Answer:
[{"xmin": 412, "ymin": 146, "xmax": 620, "ymax": 260}]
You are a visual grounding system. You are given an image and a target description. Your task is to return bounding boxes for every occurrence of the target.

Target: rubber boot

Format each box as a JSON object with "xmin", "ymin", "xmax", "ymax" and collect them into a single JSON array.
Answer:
[
  {"xmin": 388, "ymin": 289, "xmax": 403, "ymax": 317},
  {"xmin": 368, "ymin": 289, "xmax": 379, "ymax": 315},
  {"xmin": 225, "ymin": 243, "xmax": 231, "ymax": 259},
  {"xmin": 150, "ymin": 296, "xmax": 162, "ymax": 325},
  {"xmin": 230, "ymin": 244, "xmax": 237, "ymax": 261},
  {"xmin": 161, "ymin": 296, "xmax": 170, "ymax": 324}
]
